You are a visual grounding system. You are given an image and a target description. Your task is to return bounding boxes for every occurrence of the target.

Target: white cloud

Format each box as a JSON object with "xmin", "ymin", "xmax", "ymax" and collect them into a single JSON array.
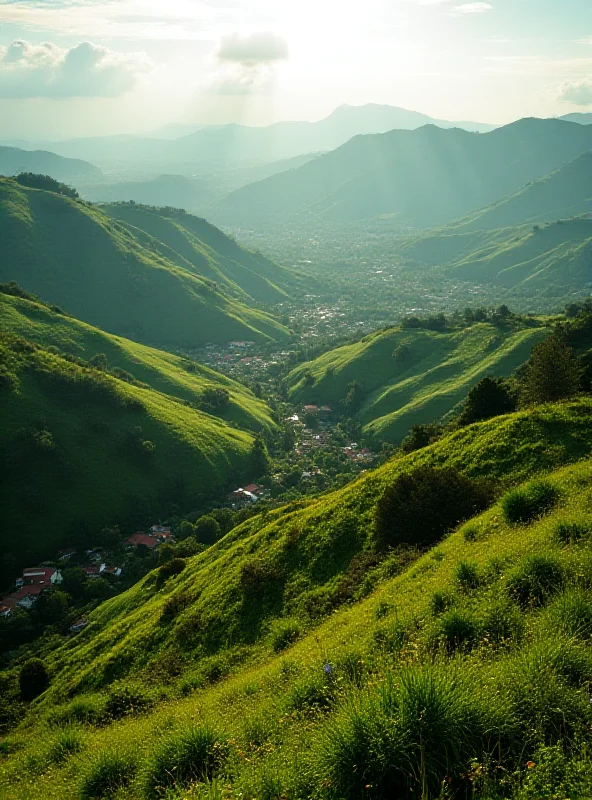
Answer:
[
  {"xmin": 0, "ymin": 39, "xmax": 150, "ymax": 98},
  {"xmin": 217, "ymin": 32, "xmax": 289, "ymax": 65},
  {"xmin": 557, "ymin": 76, "xmax": 592, "ymax": 106},
  {"xmin": 452, "ymin": 3, "xmax": 493, "ymax": 13}
]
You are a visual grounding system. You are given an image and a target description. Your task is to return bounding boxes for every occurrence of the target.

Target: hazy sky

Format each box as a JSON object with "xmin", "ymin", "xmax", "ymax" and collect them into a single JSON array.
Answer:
[{"xmin": 0, "ymin": 0, "xmax": 590, "ymax": 138}]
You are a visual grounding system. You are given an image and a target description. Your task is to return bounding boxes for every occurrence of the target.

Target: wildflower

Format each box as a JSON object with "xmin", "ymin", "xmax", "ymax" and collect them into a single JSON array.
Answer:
[
  {"xmin": 323, "ymin": 662, "xmax": 333, "ymax": 675},
  {"xmin": 526, "ymin": 761, "xmax": 535, "ymax": 769}
]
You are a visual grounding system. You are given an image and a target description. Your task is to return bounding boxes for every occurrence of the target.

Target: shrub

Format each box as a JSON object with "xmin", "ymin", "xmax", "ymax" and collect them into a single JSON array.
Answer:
[
  {"xmin": 318, "ymin": 665, "xmax": 489, "ymax": 799},
  {"xmin": 463, "ymin": 524, "xmax": 479, "ymax": 542},
  {"xmin": 271, "ymin": 620, "xmax": 301, "ymax": 652},
  {"xmin": 156, "ymin": 558, "xmax": 186, "ymax": 586},
  {"xmin": 143, "ymin": 725, "xmax": 228, "ymax": 799},
  {"xmin": 554, "ymin": 518, "xmax": 591, "ymax": 546},
  {"xmin": 104, "ymin": 685, "xmax": 152, "ymax": 720},
  {"xmin": 549, "ymin": 590, "xmax": 592, "ymax": 639},
  {"xmin": 19, "ymin": 658, "xmax": 50, "ymax": 701},
  {"xmin": 455, "ymin": 560, "xmax": 480, "ymax": 590},
  {"xmin": 286, "ymin": 672, "xmax": 335, "ymax": 714},
  {"xmin": 194, "ymin": 515, "xmax": 222, "ymax": 546},
  {"xmin": 458, "ymin": 376, "xmax": 517, "ymax": 426},
  {"xmin": 502, "ymin": 480, "xmax": 559, "ymax": 525},
  {"xmin": 79, "ymin": 750, "xmax": 135, "ymax": 799},
  {"xmin": 480, "ymin": 600, "xmax": 525, "ymax": 646},
  {"xmin": 506, "ymin": 554, "xmax": 564, "ymax": 608},
  {"xmin": 47, "ymin": 696, "xmax": 105, "ymax": 727},
  {"xmin": 48, "ymin": 727, "xmax": 84, "ymax": 764},
  {"xmin": 434, "ymin": 609, "xmax": 479, "ymax": 653},
  {"xmin": 430, "ymin": 590, "xmax": 454, "ymax": 615},
  {"xmin": 374, "ymin": 466, "xmax": 495, "ymax": 550}
]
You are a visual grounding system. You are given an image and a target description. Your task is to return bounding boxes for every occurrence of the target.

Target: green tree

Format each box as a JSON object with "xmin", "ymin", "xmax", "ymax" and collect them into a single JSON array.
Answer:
[
  {"xmin": 520, "ymin": 333, "xmax": 581, "ymax": 407},
  {"xmin": 250, "ymin": 434, "xmax": 271, "ymax": 478},
  {"xmin": 344, "ymin": 380, "xmax": 364, "ymax": 414},
  {"xmin": 89, "ymin": 353, "xmax": 108, "ymax": 371},
  {"xmin": 35, "ymin": 590, "xmax": 69, "ymax": 626},
  {"xmin": 194, "ymin": 515, "xmax": 222, "ymax": 546},
  {"xmin": 458, "ymin": 377, "xmax": 516, "ymax": 426},
  {"xmin": 19, "ymin": 658, "xmax": 50, "ymax": 701},
  {"xmin": 374, "ymin": 466, "xmax": 495, "ymax": 550},
  {"xmin": 177, "ymin": 520, "xmax": 195, "ymax": 541},
  {"xmin": 401, "ymin": 423, "xmax": 442, "ymax": 454},
  {"xmin": 61, "ymin": 566, "xmax": 88, "ymax": 600}
]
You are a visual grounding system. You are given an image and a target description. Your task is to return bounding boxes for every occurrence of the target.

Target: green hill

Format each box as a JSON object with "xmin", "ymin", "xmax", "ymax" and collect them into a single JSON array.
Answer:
[
  {"xmin": 400, "ymin": 217, "xmax": 592, "ymax": 293},
  {"xmin": 4, "ymin": 399, "xmax": 592, "ymax": 798},
  {"xmin": 0, "ymin": 146, "xmax": 101, "ymax": 184},
  {"xmin": 286, "ymin": 320, "xmax": 549, "ymax": 443},
  {"xmin": 453, "ymin": 152, "xmax": 592, "ymax": 231},
  {"xmin": 0, "ymin": 178, "xmax": 290, "ymax": 349},
  {"xmin": 0, "ymin": 296, "xmax": 276, "ymax": 569},
  {"xmin": 101, "ymin": 202, "xmax": 304, "ymax": 305}
]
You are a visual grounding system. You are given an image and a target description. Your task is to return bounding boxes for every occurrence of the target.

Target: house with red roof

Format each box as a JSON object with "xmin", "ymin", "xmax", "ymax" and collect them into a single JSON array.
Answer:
[
  {"xmin": 126, "ymin": 532, "xmax": 160, "ymax": 549},
  {"xmin": 22, "ymin": 567, "xmax": 62, "ymax": 586}
]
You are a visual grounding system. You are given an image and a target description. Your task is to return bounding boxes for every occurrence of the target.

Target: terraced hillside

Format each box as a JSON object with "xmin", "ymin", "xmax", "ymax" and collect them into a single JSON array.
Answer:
[
  {"xmin": 3, "ymin": 399, "xmax": 592, "ymax": 799},
  {"xmin": 0, "ymin": 178, "xmax": 290, "ymax": 348},
  {"xmin": 0, "ymin": 298, "xmax": 275, "ymax": 568},
  {"xmin": 286, "ymin": 320, "xmax": 549, "ymax": 443},
  {"xmin": 102, "ymin": 203, "xmax": 304, "ymax": 305},
  {"xmin": 400, "ymin": 218, "xmax": 592, "ymax": 295}
]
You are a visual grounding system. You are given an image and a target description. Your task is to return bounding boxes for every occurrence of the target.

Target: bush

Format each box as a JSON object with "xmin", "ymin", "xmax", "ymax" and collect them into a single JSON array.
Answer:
[
  {"xmin": 143, "ymin": 725, "xmax": 228, "ymax": 799},
  {"xmin": 549, "ymin": 590, "xmax": 592, "ymax": 639},
  {"xmin": 156, "ymin": 558, "xmax": 186, "ymax": 586},
  {"xmin": 319, "ymin": 665, "xmax": 489, "ymax": 799},
  {"xmin": 430, "ymin": 590, "xmax": 454, "ymax": 615},
  {"xmin": 271, "ymin": 620, "xmax": 301, "ymax": 652},
  {"xmin": 554, "ymin": 518, "xmax": 591, "ymax": 546},
  {"xmin": 47, "ymin": 696, "xmax": 104, "ymax": 727},
  {"xmin": 507, "ymin": 554, "xmax": 565, "ymax": 608},
  {"xmin": 48, "ymin": 727, "xmax": 84, "ymax": 764},
  {"xmin": 374, "ymin": 466, "xmax": 495, "ymax": 550},
  {"xmin": 434, "ymin": 609, "xmax": 479, "ymax": 653},
  {"xmin": 455, "ymin": 560, "xmax": 480, "ymax": 590},
  {"xmin": 501, "ymin": 480, "xmax": 559, "ymax": 525},
  {"xmin": 79, "ymin": 750, "xmax": 136, "ymax": 799},
  {"xmin": 104, "ymin": 685, "xmax": 152, "ymax": 720},
  {"xmin": 194, "ymin": 515, "xmax": 222, "ymax": 546},
  {"xmin": 286, "ymin": 672, "xmax": 335, "ymax": 714},
  {"xmin": 458, "ymin": 376, "xmax": 516, "ymax": 426},
  {"xmin": 19, "ymin": 658, "xmax": 50, "ymax": 701}
]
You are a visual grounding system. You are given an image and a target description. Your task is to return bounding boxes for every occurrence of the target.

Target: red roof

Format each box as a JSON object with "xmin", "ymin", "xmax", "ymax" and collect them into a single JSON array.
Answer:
[
  {"xmin": 23, "ymin": 567, "xmax": 56, "ymax": 584},
  {"xmin": 126, "ymin": 533, "xmax": 159, "ymax": 548},
  {"xmin": 244, "ymin": 483, "xmax": 263, "ymax": 494},
  {"xmin": 2, "ymin": 586, "xmax": 44, "ymax": 607}
]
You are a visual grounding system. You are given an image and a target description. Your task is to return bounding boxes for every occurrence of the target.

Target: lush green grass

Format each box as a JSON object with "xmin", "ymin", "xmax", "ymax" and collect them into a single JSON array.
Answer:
[
  {"xmin": 4, "ymin": 402, "xmax": 592, "ymax": 797},
  {"xmin": 0, "ymin": 178, "xmax": 290, "ymax": 348},
  {"xmin": 287, "ymin": 321, "xmax": 548, "ymax": 442},
  {"xmin": 399, "ymin": 217, "xmax": 592, "ymax": 292},
  {"xmin": 0, "ymin": 330, "xmax": 267, "ymax": 568},
  {"xmin": 102, "ymin": 203, "xmax": 306, "ymax": 306},
  {"xmin": 0, "ymin": 291, "xmax": 275, "ymax": 435}
]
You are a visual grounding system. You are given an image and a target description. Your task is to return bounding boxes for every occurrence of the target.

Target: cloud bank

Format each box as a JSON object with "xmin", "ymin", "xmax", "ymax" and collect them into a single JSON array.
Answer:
[
  {"xmin": 558, "ymin": 76, "xmax": 592, "ymax": 106},
  {"xmin": 217, "ymin": 32, "xmax": 289, "ymax": 65},
  {"xmin": 210, "ymin": 31, "xmax": 288, "ymax": 95},
  {"xmin": 0, "ymin": 39, "xmax": 150, "ymax": 98}
]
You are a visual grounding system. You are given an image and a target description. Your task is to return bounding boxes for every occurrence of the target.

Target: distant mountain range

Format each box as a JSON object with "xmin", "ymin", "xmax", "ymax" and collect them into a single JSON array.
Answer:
[
  {"xmin": 7, "ymin": 104, "xmax": 496, "ymax": 170},
  {"xmin": 215, "ymin": 118, "xmax": 592, "ymax": 228},
  {"xmin": 0, "ymin": 145, "xmax": 102, "ymax": 183},
  {"xmin": 0, "ymin": 178, "xmax": 292, "ymax": 348}
]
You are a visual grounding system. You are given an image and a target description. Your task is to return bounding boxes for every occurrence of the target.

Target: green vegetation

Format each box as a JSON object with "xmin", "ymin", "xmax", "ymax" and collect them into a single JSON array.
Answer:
[
  {"xmin": 0, "ymin": 322, "xmax": 271, "ymax": 569},
  {"xmin": 3, "ymin": 398, "xmax": 592, "ymax": 797},
  {"xmin": 286, "ymin": 317, "xmax": 549, "ymax": 443},
  {"xmin": 0, "ymin": 178, "xmax": 290, "ymax": 348},
  {"xmin": 400, "ymin": 217, "xmax": 592, "ymax": 294}
]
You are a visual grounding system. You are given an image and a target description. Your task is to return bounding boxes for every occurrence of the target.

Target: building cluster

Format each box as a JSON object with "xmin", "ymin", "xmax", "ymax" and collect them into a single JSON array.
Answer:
[
  {"xmin": 228, "ymin": 484, "xmax": 266, "ymax": 507},
  {"xmin": 125, "ymin": 525, "xmax": 173, "ymax": 550}
]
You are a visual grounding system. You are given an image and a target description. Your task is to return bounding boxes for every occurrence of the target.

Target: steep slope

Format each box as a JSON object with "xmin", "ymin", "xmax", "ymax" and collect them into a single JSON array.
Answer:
[
  {"xmin": 0, "ymin": 290, "xmax": 275, "ymax": 435},
  {"xmin": 101, "ymin": 203, "xmax": 304, "ymax": 304},
  {"xmin": 286, "ymin": 321, "xmax": 549, "ymax": 443},
  {"xmin": 4, "ymin": 401, "xmax": 592, "ymax": 800},
  {"xmin": 0, "ymin": 178, "xmax": 289, "ymax": 348},
  {"xmin": 0, "ymin": 146, "xmax": 101, "ymax": 183},
  {"xmin": 401, "ymin": 218, "xmax": 592, "ymax": 293},
  {"xmin": 0, "ymin": 327, "xmax": 270, "ymax": 570},
  {"xmin": 453, "ymin": 152, "xmax": 592, "ymax": 231},
  {"xmin": 217, "ymin": 118, "xmax": 592, "ymax": 227}
]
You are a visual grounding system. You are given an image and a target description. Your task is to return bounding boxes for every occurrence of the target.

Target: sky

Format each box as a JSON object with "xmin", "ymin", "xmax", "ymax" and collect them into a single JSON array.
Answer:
[{"xmin": 0, "ymin": 0, "xmax": 590, "ymax": 139}]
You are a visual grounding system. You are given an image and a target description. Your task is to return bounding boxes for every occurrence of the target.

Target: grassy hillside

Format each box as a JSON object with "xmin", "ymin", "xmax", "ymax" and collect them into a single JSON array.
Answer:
[
  {"xmin": 0, "ymin": 178, "xmax": 290, "ymax": 348},
  {"xmin": 400, "ymin": 218, "xmax": 592, "ymax": 293},
  {"xmin": 216, "ymin": 118, "xmax": 592, "ymax": 227},
  {"xmin": 102, "ymin": 203, "xmax": 304, "ymax": 305},
  {"xmin": 0, "ymin": 290, "xmax": 275, "ymax": 435},
  {"xmin": 453, "ymin": 152, "xmax": 592, "ymax": 231},
  {"xmin": 3, "ymin": 399, "xmax": 592, "ymax": 798},
  {"xmin": 286, "ymin": 320, "xmax": 549, "ymax": 443},
  {"xmin": 0, "ymin": 146, "xmax": 101, "ymax": 183},
  {"xmin": 0, "ymin": 324, "xmax": 270, "ymax": 569}
]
